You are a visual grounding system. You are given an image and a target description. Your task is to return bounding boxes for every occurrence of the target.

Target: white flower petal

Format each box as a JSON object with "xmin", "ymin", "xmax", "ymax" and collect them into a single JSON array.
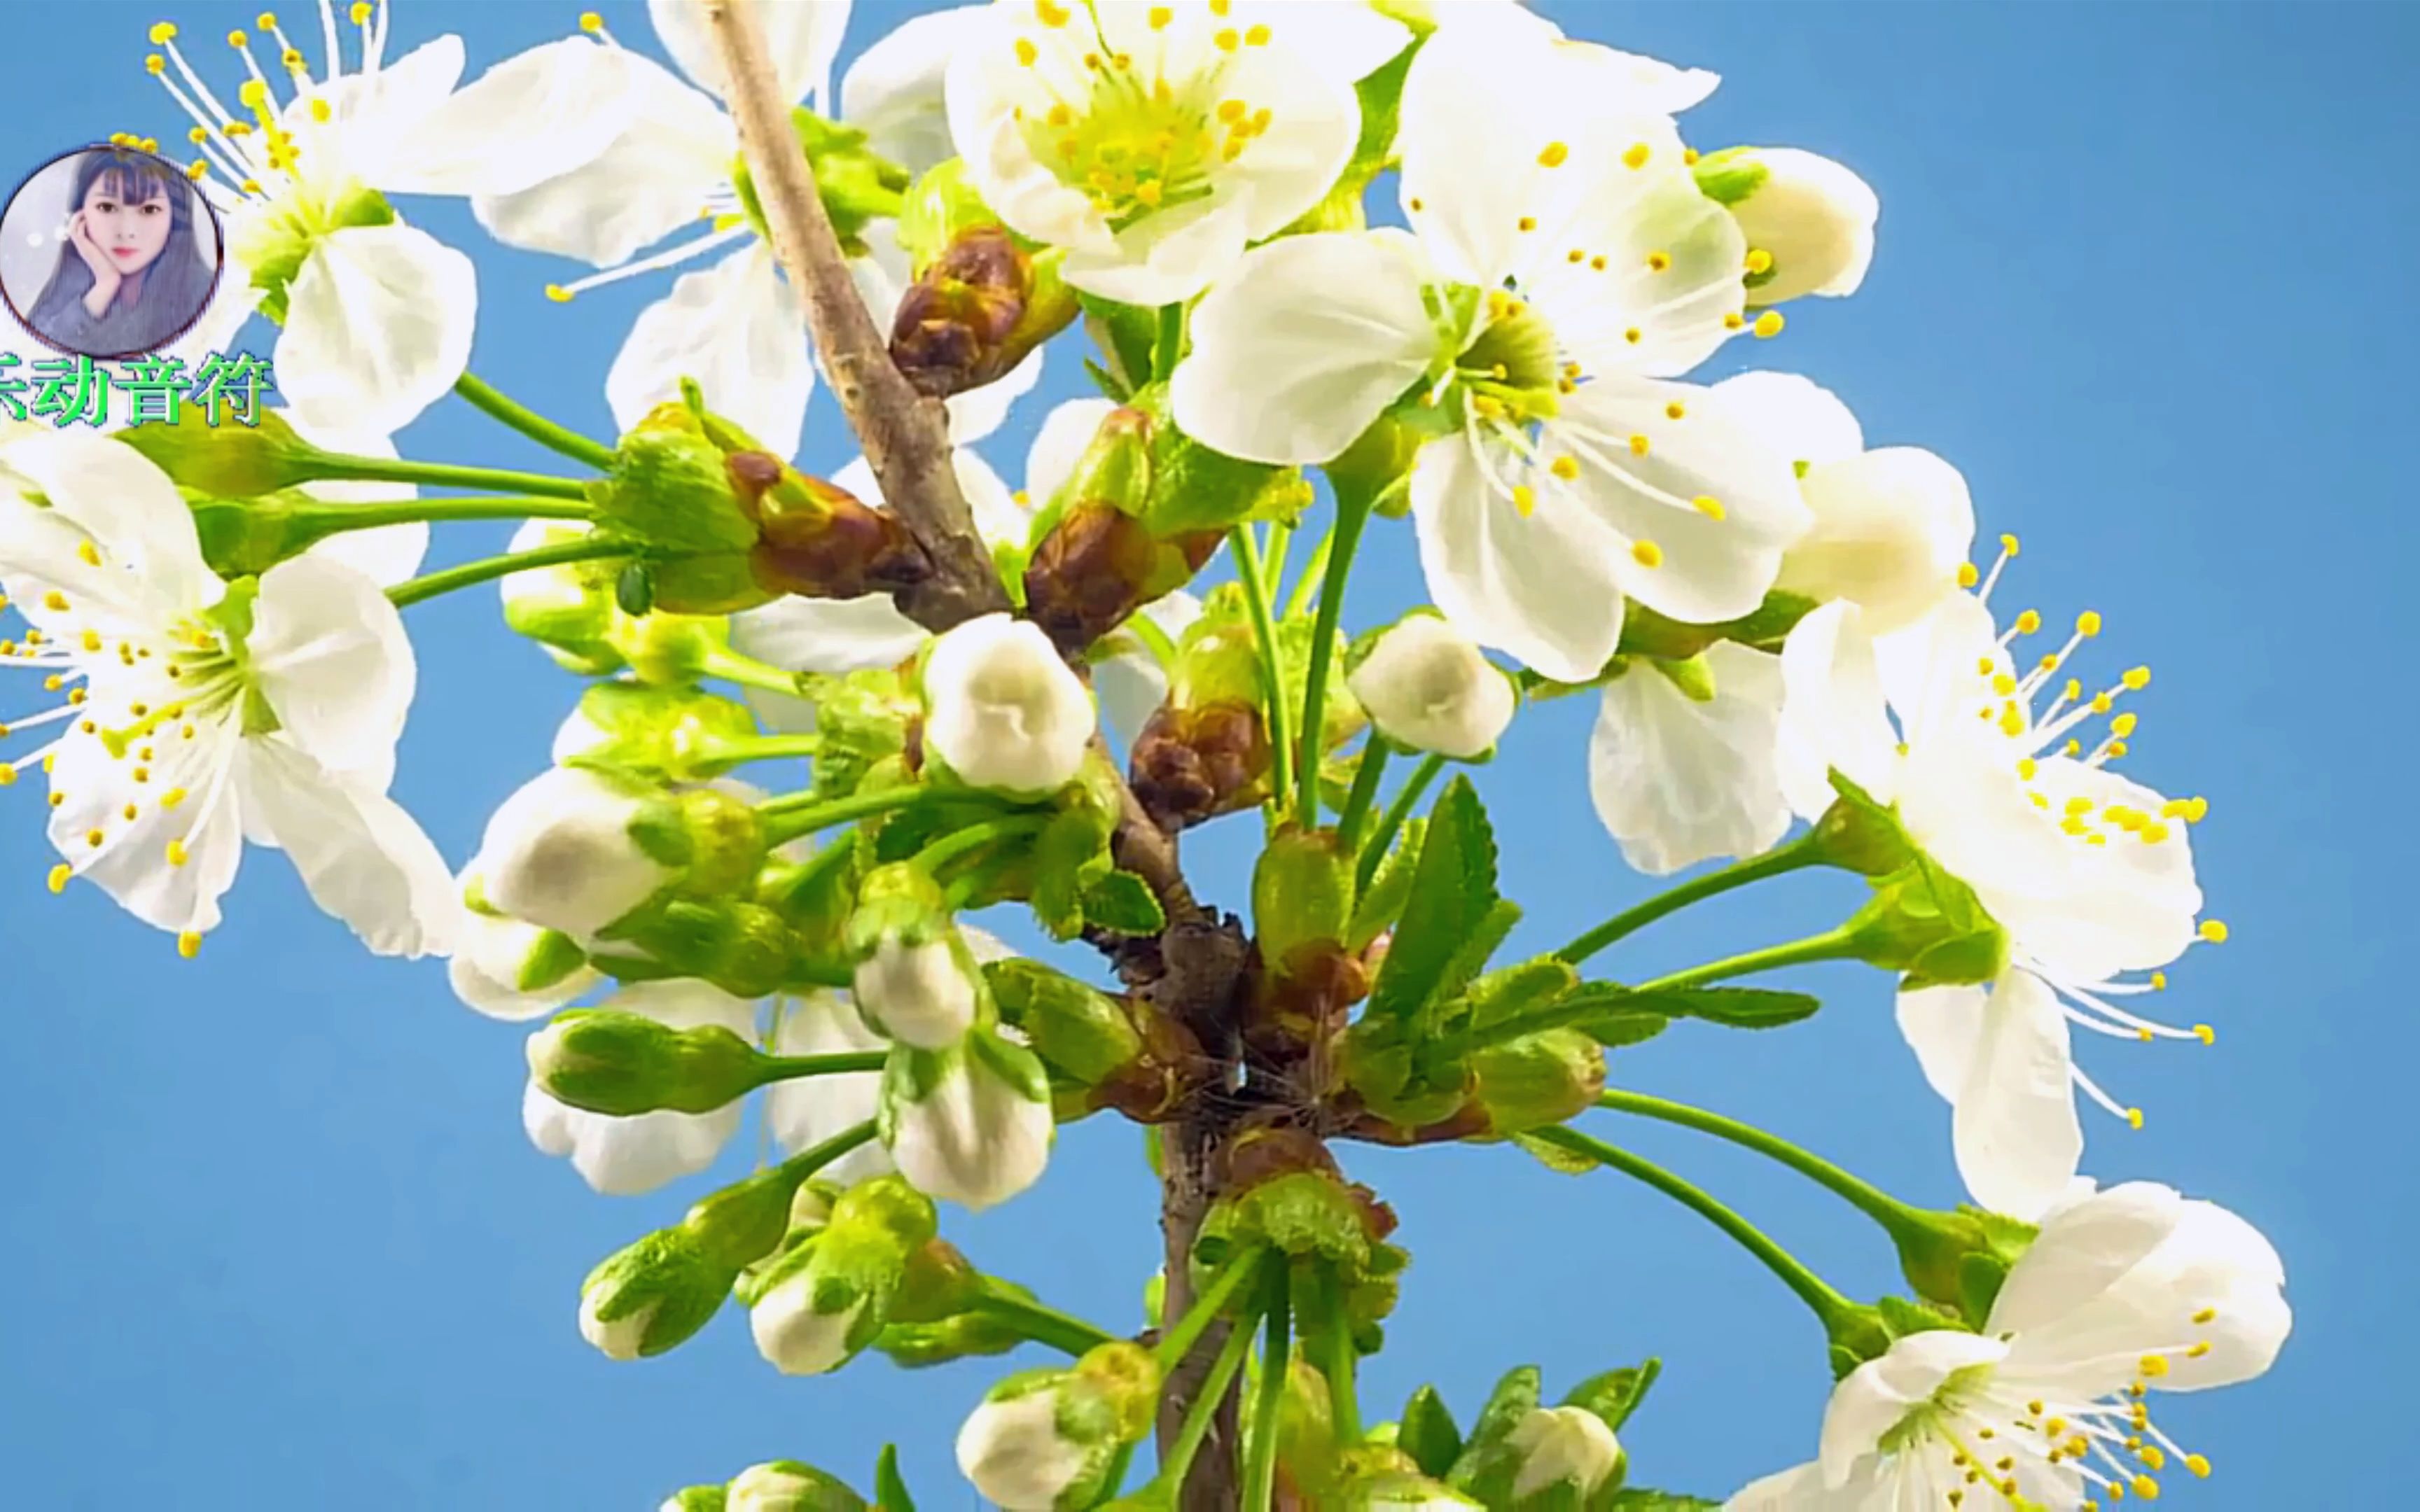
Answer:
[
  {"xmin": 1709, "ymin": 371, "xmax": 1863, "ymax": 472},
  {"xmin": 381, "ymin": 36, "xmax": 645, "ymax": 197},
  {"xmin": 314, "ymin": 36, "xmax": 468, "ymax": 185},
  {"xmin": 1412, "ymin": 430, "xmax": 1627, "ymax": 683},
  {"xmin": 235, "ymin": 736, "xmax": 457, "ymax": 958},
  {"xmin": 607, "ymin": 243, "xmax": 811, "ymax": 462},
  {"xmin": 943, "ymin": 344, "xmax": 1044, "ymax": 449},
  {"xmin": 1988, "ymin": 1180, "xmax": 2183, "ymax": 1336},
  {"xmin": 279, "ymin": 225, "xmax": 475, "ymax": 435},
  {"xmin": 470, "ymin": 54, "xmax": 735, "ymax": 266},
  {"xmin": 48, "ymin": 715, "xmax": 244, "ymax": 937},
  {"xmin": 1061, "ymin": 194, "xmax": 1253, "ymax": 307},
  {"xmin": 1589, "ymin": 643, "xmax": 1790, "ymax": 875},
  {"xmin": 1173, "ymin": 230, "xmax": 1438, "ymax": 467},
  {"xmin": 1952, "ymin": 967, "xmax": 2083, "ymax": 1223},
  {"xmin": 1025, "ymin": 397, "xmax": 1121, "ymax": 508},
  {"xmin": 275, "ymin": 411, "xmax": 428, "ymax": 587},
  {"xmin": 840, "ymin": 6, "xmax": 975, "ymax": 174},
  {"xmin": 1893, "ymin": 981, "xmax": 1986, "ymax": 1105},
  {"xmin": 730, "ymin": 592, "xmax": 929, "ymax": 678},
  {"xmin": 1232, "ymin": 1, "xmax": 1411, "ymax": 85},
  {"xmin": 522, "ymin": 978, "xmax": 758, "ymax": 1194},
  {"xmin": 0, "ymin": 432, "xmax": 214, "ymax": 610},
  {"xmin": 766, "ymin": 992, "xmax": 895, "ymax": 1186},
  {"xmin": 1818, "ymin": 1331, "xmax": 2009, "ymax": 1488},
  {"xmin": 1723, "ymin": 1462, "xmax": 1846, "ymax": 1512},
  {"xmin": 246, "ymin": 554, "xmax": 415, "ymax": 785},
  {"xmin": 651, "ymin": 0, "xmax": 849, "ymax": 105},
  {"xmin": 1776, "ymin": 599, "xmax": 1900, "ymax": 815},
  {"xmin": 1094, "ymin": 591, "xmax": 1200, "ymax": 752}
]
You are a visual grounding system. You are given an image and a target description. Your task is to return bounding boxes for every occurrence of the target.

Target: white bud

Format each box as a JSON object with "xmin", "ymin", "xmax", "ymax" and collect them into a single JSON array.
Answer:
[
  {"xmin": 479, "ymin": 766, "xmax": 675, "ymax": 937},
  {"xmin": 854, "ymin": 935, "xmax": 978, "ymax": 1049},
  {"xmin": 1506, "ymin": 1406, "xmax": 1624, "ymax": 1499},
  {"xmin": 886, "ymin": 1030, "xmax": 1055, "ymax": 1211},
  {"xmin": 1778, "ymin": 447, "xmax": 1976, "ymax": 633},
  {"xmin": 955, "ymin": 1390, "xmax": 1094, "ymax": 1511},
  {"xmin": 500, "ymin": 518, "xmax": 620, "ymax": 673},
  {"xmin": 725, "ymin": 1462, "xmax": 844, "ymax": 1512},
  {"xmin": 448, "ymin": 867, "xmax": 598, "ymax": 1021},
  {"xmin": 1347, "ymin": 615, "xmax": 1516, "ymax": 760},
  {"xmin": 578, "ymin": 1284, "xmax": 658, "ymax": 1362},
  {"xmin": 1722, "ymin": 148, "xmax": 1879, "ymax": 304},
  {"xmin": 922, "ymin": 613, "xmax": 1094, "ymax": 794},
  {"xmin": 748, "ymin": 1271, "xmax": 870, "ymax": 1378}
]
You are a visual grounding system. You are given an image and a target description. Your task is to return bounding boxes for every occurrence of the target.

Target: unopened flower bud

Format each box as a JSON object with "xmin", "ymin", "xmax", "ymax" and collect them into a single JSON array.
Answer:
[
  {"xmin": 1024, "ymin": 503, "xmax": 1221, "ymax": 657},
  {"xmin": 748, "ymin": 1175, "xmax": 936, "ymax": 1376},
  {"xmin": 501, "ymin": 519, "xmax": 625, "ymax": 674},
  {"xmin": 450, "ymin": 869, "xmax": 595, "ymax": 1021},
  {"xmin": 855, "ymin": 934, "xmax": 980, "ymax": 1049},
  {"xmin": 891, "ymin": 223, "xmax": 1078, "ymax": 400},
  {"xmin": 956, "ymin": 1341, "xmax": 1160, "ymax": 1511},
  {"xmin": 1695, "ymin": 146, "xmax": 1879, "ymax": 304},
  {"xmin": 881, "ymin": 1027, "xmax": 1055, "ymax": 1210},
  {"xmin": 735, "ymin": 454, "xmax": 935, "ymax": 601},
  {"xmin": 114, "ymin": 405, "xmax": 318, "ymax": 498},
  {"xmin": 1129, "ymin": 701, "xmax": 1269, "ymax": 830},
  {"xmin": 552, "ymin": 682, "xmax": 757, "ymax": 781},
  {"xmin": 599, "ymin": 401, "xmax": 767, "ymax": 556},
  {"xmin": 660, "ymin": 1487, "xmax": 727, "ymax": 1512},
  {"xmin": 528, "ymin": 1008, "xmax": 767, "ymax": 1116},
  {"xmin": 1503, "ymin": 1407, "xmax": 1624, "ymax": 1505},
  {"xmin": 922, "ymin": 614, "xmax": 1094, "ymax": 795},
  {"xmin": 1348, "ymin": 615, "xmax": 1515, "ymax": 760},
  {"xmin": 1340, "ymin": 1466, "xmax": 1482, "ymax": 1510},
  {"xmin": 1778, "ymin": 447, "xmax": 1977, "ymax": 634},
  {"xmin": 725, "ymin": 1460, "xmax": 870, "ymax": 1512},
  {"xmin": 578, "ymin": 1226, "xmax": 729, "ymax": 1361},
  {"xmin": 480, "ymin": 766, "xmax": 676, "ymax": 937},
  {"xmin": 1469, "ymin": 1030, "xmax": 1606, "ymax": 1138}
]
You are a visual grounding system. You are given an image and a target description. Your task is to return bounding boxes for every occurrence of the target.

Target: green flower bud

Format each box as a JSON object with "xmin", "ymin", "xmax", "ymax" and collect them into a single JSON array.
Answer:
[
  {"xmin": 658, "ymin": 1485, "xmax": 727, "ymax": 1512},
  {"xmin": 875, "ymin": 1301, "xmax": 1029, "ymax": 1368},
  {"xmin": 554, "ymin": 682, "xmax": 758, "ymax": 783},
  {"xmin": 1844, "ymin": 853, "xmax": 2010, "ymax": 989},
  {"xmin": 954, "ymin": 1343, "xmax": 1160, "ymax": 1511},
  {"xmin": 890, "ymin": 223, "xmax": 1078, "ymax": 402},
  {"xmin": 1253, "ymin": 827, "xmax": 1356, "ymax": 976},
  {"xmin": 1468, "ymin": 1030, "xmax": 1606, "ymax": 1138},
  {"xmin": 1128, "ymin": 700, "xmax": 1269, "ymax": 831},
  {"xmin": 725, "ymin": 1460, "xmax": 870, "ymax": 1512},
  {"xmin": 599, "ymin": 401, "xmax": 764, "ymax": 557},
  {"xmin": 1024, "ymin": 505, "xmax": 1219, "ymax": 658},
  {"xmin": 747, "ymin": 1175, "xmax": 936, "ymax": 1376},
  {"xmin": 730, "ymin": 452, "xmax": 936, "ymax": 601},
  {"xmin": 578, "ymin": 1226, "xmax": 731, "ymax": 1361},
  {"xmin": 896, "ymin": 158, "xmax": 996, "ymax": 267},
  {"xmin": 115, "ymin": 409, "xmax": 319, "ymax": 500},
  {"xmin": 986, "ymin": 960, "xmax": 1143, "ymax": 1089},
  {"xmin": 731, "ymin": 108, "xmax": 908, "ymax": 257},
  {"xmin": 499, "ymin": 520, "xmax": 625, "ymax": 673},
  {"xmin": 527, "ymin": 1008, "xmax": 767, "ymax": 1117},
  {"xmin": 1498, "ymin": 1407, "xmax": 1626, "ymax": 1508}
]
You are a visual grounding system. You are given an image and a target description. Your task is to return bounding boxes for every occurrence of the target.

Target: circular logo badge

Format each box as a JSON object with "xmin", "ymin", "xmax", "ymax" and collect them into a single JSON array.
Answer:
[{"xmin": 1, "ymin": 142, "xmax": 228, "ymax": 360}]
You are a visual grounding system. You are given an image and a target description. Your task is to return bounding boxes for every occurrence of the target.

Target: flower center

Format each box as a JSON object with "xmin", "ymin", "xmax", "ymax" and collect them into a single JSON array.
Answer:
[{"xmin": 1013, "ymin": 2, "xmax": 1275, "ymax": 232}]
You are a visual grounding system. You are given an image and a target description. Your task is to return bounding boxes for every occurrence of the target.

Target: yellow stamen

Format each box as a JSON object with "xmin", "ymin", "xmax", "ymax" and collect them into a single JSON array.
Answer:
[
  {"xmin": 47, "ymin": 864, "xmax": 71, "ymax": 894},
  {"xmin": 1538, "ymin": 141, "xmax": 1569, "ymax": 168},
  {"xmin": 1753, "ymin": 310, "xmax": 1785, "ymax": 338},
  {"xmin": 2198, "ymin": 919, "xmax": 2229, "ymax": 944},
  {"xmin": 1631, "ymin": 540, "xmax": 1663, "ymax": 568},
  {"xmin": 1622, "ymin": 142, "xmax": 1650, "ymax": 169},
  {"xmin": 179, "ymin": 931, "xmax": 204, "ymax": 958}
]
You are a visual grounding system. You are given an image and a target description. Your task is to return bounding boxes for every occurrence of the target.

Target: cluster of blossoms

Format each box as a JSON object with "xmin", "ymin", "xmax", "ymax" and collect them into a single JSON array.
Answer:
[{"xmin": 1, "ymin": 1, "xmax": 2286, "ymax": 1508}]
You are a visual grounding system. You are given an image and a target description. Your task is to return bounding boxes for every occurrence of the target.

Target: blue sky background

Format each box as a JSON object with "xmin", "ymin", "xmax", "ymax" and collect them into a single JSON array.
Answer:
[{"xmin": 2, "ymin": 2, "xmax": 2412, "ymax": 1506}]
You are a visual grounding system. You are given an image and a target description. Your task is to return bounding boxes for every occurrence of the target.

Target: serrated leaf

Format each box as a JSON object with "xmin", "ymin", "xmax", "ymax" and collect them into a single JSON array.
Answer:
[
  {"xmin": 1426, "ymin": 897, "xmax": 1522, "ymax": 1037},
  {"xmin": 1632, "ymin": 986, "xmax": 1821, "ymax": 1030},
  {"xmin": 1397, "ymin": 1384, "xmax": 1463, "ymax": 1478},
  {"xmin": 1080, "ymin": 871, "xmax": 1167, "ymax": 935},
  {"xmin": 1080, "ymin": 295, "xmax": 1157, "ymax": 396},
  {"xmin": 1347, "ymin": 815, "xmax": 1424, "ymax": 951},
  {"xmin": 1368, "ymin": 776, "xmax": 1500, "ymax": 1024},
  {"xmin": 1578, "ymin": 1011, "xmax": 1671, "ymax": 1050},
  {"xmin": 1610, "ymin": 1491, "xmax": 1723, "ymax": 1511},
  {"xmin": 1448, "ymin": 1366, "xmax": 1541, "ymax": 1489},
  {"xmin": 873, "ymin": 1444, "xmax": 915, "ymax": 1511},
  {"xmin": 1030, "ymin": 808, "xmax": 1111, "ymax": 941},
  {"xmin": 1082, "ymin": 356, "xmax": 1129, "ymax": 402},
  {"xmin": 1562, "ymin": 1358, "xmax": 1660, "ymax": 1432},
  {"xmin": 1514, "ymin": 1131, "xmax": 1598, "ymax": 1175}
]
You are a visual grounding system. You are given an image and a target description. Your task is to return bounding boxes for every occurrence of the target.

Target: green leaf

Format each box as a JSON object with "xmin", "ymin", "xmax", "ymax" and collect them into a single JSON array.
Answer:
[
  {"xmin": 1030, "ymin": 808, "xmax": 1112, "ymax": 941},
  {"xmin": 1080, "ymin": 295, "xmax": 1157, "ymax": 397},
  {"xmin": 1396, "ymin": 1383, "xmax": 1463, "ymax": 1478},
  {"xmin": 1368, "ymin": 776, "xmax": 1501, "ymax": 1025},
  {"xmin": 1512, "ymin": 1131, "xmax": 1599, "ymax": 1175},
  {"xmin": 1463, "ymin": 958, "xmax": 1580, "ymax": 1032},
  {"xmin": 1080, "ymin": 871, "xmax": 1167, "ymax": 936},
  {"xmin": 1447, "ymin": 1366, "xmax": 1541, "ymax": 1490},
  {"xmin": 1347, "ymin": 815, "xmax": 1424, "ymax": 951},
  {"xmin": 1634, "ymin": 986, "xmax": 1821, "ymax": 1030},
  {"xmin": 1609, "ymin": 1491, "xmax": 1723, "ymax": 1511},
  {"xmin": 1561, "ymin": 1358, "xmax": 1660, "ymax": 1432},
  {"xmin": 1576, "ymin": 1011, "xmax": 1671, "ymax": 1051},
  {"xmin": 872, "ymin": 1444, "xmax": 915, "ymax": 1511}
]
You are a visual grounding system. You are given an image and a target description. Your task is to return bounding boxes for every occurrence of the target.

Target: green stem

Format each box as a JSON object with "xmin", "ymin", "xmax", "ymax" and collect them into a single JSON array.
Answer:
[
  {"xmin": 1124, "ymin": 607, "xmax": 1180, "ymax": 676},
  {"xmin": 1527, "ymin": 1126, "xmax": 1855, "ymax": 1328},
  {"xmin": 1155, "ymin": 1243, "xmax": 1270, "ymax": 1374},
  {"xmin": 1351, "ymin": 752, "xmax": 1443, "ymax": 896},
  {"xmin": 1230, "ymin": 523, "xmax": 1295, "ymax": 813},
  {"xmin": 1242, "ymin": 1268, "xmax": 1292, "ymax": 1512},
  {"xmin": 295, "ymin": 496, "xmax": 593, "ymax": 538},
  {"xmin": 758, "ymin": 784, "xmax": 947, "ymax": 844},
  {"xmin": 1555, "ymin": 831, "xmax": 1828, "ymax": 966},
  {"xmin": 697, "ymin": 643, "xmax": 812, "ymax": 701},
  {"xmin": 924, "ymin": 816, "xmax": 1048, "ymax": 906},
  {"xmin": 1634, "ymin": 925, "xmax": 1863, "ymax": 994},
  {"xmin": 1263, "ymin": 521, "xmax": 1294, "ymax": 598},
  {"xmin": 1154, "ymin": 301, "xmax": 1187, "ymax": 382},
  {"xmin": 1594, "ymin": 1088, "xmax": 1931, "ymax": 1245},
  {"xmin": 297, "ymin": 450, "xmax": 595, "ymax": 501},
  {"xmin": 966, "ymin": 1287, "xmax": 1118, "ymax": 1357},
  {"xmin": 452, "ymin": 371, "xmax": 618, "ymax": 471},
  {"xmin": 775, "ymin": 1119, "xmax": 879, "ymax": 1182},
  {"xmin": 1310, "ymin": 1264, "xmax": 1361, "ymax": 1441},
  {"xmin": 698, "ymin": 733, "xmax": 823, "ymax": 771},
  {"xmin": 756, "ymin": 1049, "xmax": 891, "ymax": 1084},
  {"xmin": 1284, "ymin": 525, "xmax": 1335, "ymax": 619},
  {"xmin": 1333, "ymin": 740, "xmax": 1389, "ymax": 853},
  {"xmin": 1156, "ymin": 1294, "xmax": 1263, "ymax": 1494},
  {"xmin": 1295, "ymin": 480, "xmax": 1375, "ymax": 825},
  {"xmin": 386, "ymin": 538, "xmax": 634, "ymax": 609}
]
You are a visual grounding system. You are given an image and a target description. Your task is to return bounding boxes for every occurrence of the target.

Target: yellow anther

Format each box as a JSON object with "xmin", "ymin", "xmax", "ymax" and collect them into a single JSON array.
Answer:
[
  {"xmin": 352, "ymin": 1, "xmax": 373, "ymax": 21},
  {"xmin": 1538, "ymin": 141, "xmax": 1569, "ymax": 168},
  {"xmin": 1956, "ymin": 562, "xmax": 1980, "ymax": 588},
  {"xmin": 2111, "ymin": 712, "xmax": 2139, "ymax": 738},
  {"xmin": 47, "ymin": 864, "xmax": 71, "ymax": 894},
  {"xmin": 1589, "ymin": 253, "xmax": 1608, "ymax": 272},
  {"xmin": 1744, "ymin": 247, "xmax": 1773, "ymax": 274},
  {"xmin": 1692, "ymin": 495, "xmax": 1725, "ymax": 520},
  {"xmin": 1517, "ymin": 215, "xmax": 1537, "ymax": 232},
  {"xmin": 1624, "ymin": 326, "xmax": 1643, "ymax": 344},
  {"xmin": 1550, "ymin": 456, "xmax": 1579, "ymax": 481},
  {"xmin": 1628, "ymin": 434, "xmax": 1650, "ymax": 456},
  {"xmin": 1566, "ymin": 248, "xmax": 1585, "ymax": 264},
  {"xmin": 167, "ymin": 839, "xmax": 190, "ymax": 867},
  {"xmin": 2016, "ymin": 757, "xmax": 2038, "ymax": 779},
  {"xmin": 1722, "ymin": 312, "xmax": 1745, "ymax": 330},
  {"xmin": 2198, "ymin": 919, "xmax": 2229, "ymax": 944},
  {"xmin": 1407, "ymin": 196, "xmax": 1424, "ymax": 212},
  {"xmin": 2001, "ymin": 532, "xmax": 2021, "ymax": 556},
  {"xmin": 179, "ymin": 931, "xmax": 203, "ymax": 958},
  {"xmin": 2139, "ymin": 821, "xmax": 2169, "ymax": 844},
  {"xmin": 1244, "ymin": 20, "xmax": 1270, "ymax": 43},
  {"xmin": 1035, "ymin": 0, "xmax": 1072, "ymax": 22},
  {"xmin": 2015, "ymin": 608, "xmax": 2042, "ymax": 634},
  {"xmin": 257, "ymin": 10, "xmax": 277, "ymax": 27},
  {"xmin": 310, "ymin": 97, "xmax": 331, "ymax": 122},
  {"xmin": 281, "ymin": 47, "xmax": 303, "ymax": 70},
  {"xmin": 1510, "ymin": 484, "xmax": 1536, "ymax": 517},
  {"xmin": 1753, "ymin": 310, "xmax": 1786, "ymax": 338},
  {"xmin": 146, "ymin": 53, "xmax": 167, "ymax": 74},
  {"xmin": 85, "ymin": 827, "xmax": 104, "ymax": 847},
  {"xmin": 1148, "ymin": 4, "xmax": 1172, "ymax": 25},
  {"xmin": 1622, "ymin": 141, "xmax": 1650, "ymax": 169},
  {"xmin": 1664, "ymin": 401, "xmax": 1687, "ymax": 421},
  {"xmin": 2077, "ymin": 610, "xmax": 2103, "ymax": 637},
  {"xmin": 2132, "ymin": 1476, "xmax": 2160, "ymax": 1500},
  {"xmin": 1992, "ymin": 673, "xmax": 2017, "ymax": 696},
  {"xmin": 2091, "ymin": 692, "xmax": 2113, "ymax": 713},
  {"xmin": 2126, "ymin": 1107, "xmax": 2145, "ymax": 1130},
  {"xmin": 544, "ymin": 284, "xmax": 573, "ymax": 303},
  {"xmin": 1631, "ymin": 540, "xmax": 1664, "ymax": 568},
  {"xmin": 578, "ymin": 10, "xmax": 602, "ymax": 30},
  {"xmin": 2122, "ymin": 665, "xmax": 2151, "ymax": 690},
  {"xmin": 1998, "ymin": 703, "xmax": 2024, "ymax": 736},
  {"xmin": 1214, "ymin": 27, "xmax": 1239, "ymax": 50},
  {"xmin": 150, "ymin": 20, "xmax": 179, "ymax": 43},
  {"xmin": 161, "ymin": 787, "xmax": 188, "ymax": 809},
  {"xmin": 1646, "ymin": 249, "xmax": 1671, "ymax": 272},
  {"xmin": 2150, "ymin": 970, "xmax": 2168, "ymax": 990},
  {"xmin": 2185, "ymin": 1455, "xmax": 2211, "ymax": 1478},
  {"xmin": 1014, "ymin": 36, "xmax": 1038, "ymax": 65}
]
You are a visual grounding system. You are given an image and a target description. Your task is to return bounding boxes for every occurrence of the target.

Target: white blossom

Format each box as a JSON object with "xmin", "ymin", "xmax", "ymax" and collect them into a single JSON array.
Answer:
[
  {"xmin": 765, "ymin": 991, "xmax": 894, "ymax": 1186},
  {"xmin": 922, "ymin": 612, "xmax": 1094, "ymax": 795},
  {"xmin": 1505, "ymin": 1406, "xmax": 1623, "ymax": 1500},
  {"xmin": 854, "ymin": 934, "xmax": 980, "ymax": 1049},
  {"xmin": 0, "ymin": 433, "xmax": 454, "ymax": 958},
  {"xmin": 884, "ymin": 1027, "xmax": 1054, "ymax": 1210},
  {"xmin": 476, "ymin": 765, "xmax": 674, "ymax": 939},
  {"xmin": 1588, "ymin": 643, "xmax": 1790, "ymax": 876},
  {"xmin": 1710, "ymin": 146, "xmax": 1879, "ymax": 304},
  {"xmin": 1347, "ymin": 613, "xmax": 1515, "ymax": 760},
  {"xmin": 522, "ymin": 979, "xmax": 757, "ymax": 1196},
  {"xmin": 956, "ymin": 1390, "xmax": 1095, "ymax": 1511}
]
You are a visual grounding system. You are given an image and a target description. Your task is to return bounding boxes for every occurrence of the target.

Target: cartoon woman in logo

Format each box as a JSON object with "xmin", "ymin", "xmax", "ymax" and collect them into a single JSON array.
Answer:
[{"xmin": 21, "ymin": 146, "xmax": 218, "ymax": 359}]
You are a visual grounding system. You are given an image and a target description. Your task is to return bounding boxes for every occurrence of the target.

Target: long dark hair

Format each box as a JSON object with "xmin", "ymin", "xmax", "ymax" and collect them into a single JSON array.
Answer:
[{"xmin": 27, "ymin": 147, "xmax": 217, "ymax": 357}]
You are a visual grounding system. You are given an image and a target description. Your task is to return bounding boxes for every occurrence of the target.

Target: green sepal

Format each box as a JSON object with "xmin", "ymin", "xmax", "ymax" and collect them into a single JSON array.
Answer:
[
  {"xmin": 872, "ymin": 1445, "xmax": 916, "ymax": 1512},
  {"xmin": 1845, "ymin": 851, "xmax": 2009, "ymax": 989},
  {"xmin": 566, "ymin": 681, "xmax": 760, "ymax": 783},
  {"xmin": 1690, "ymin": 145, "xmax": 1770, "ymax": 207},
  {"xmin": 1397, "ymin": 1384, "xmax": 1464, "ymax": 1478},
  {"xmin": 1445, "ymin": 1365, "xmax": 1541, "ymax": 1494},
  {"xmin": 530, "ymin": 1009, "xmax": 768, "ymax": 1116},
  {"xmin": 1561, "ymin": 1359, "xmax": 1659, "ymax": 1433},
  {"xmin": 1080, "ymin": 293, "xmax": 1160, "ymax": 399},
  {"xmin": 1366, "ymin": 776, "xmax": 1502, "ymax": 1028},
  {"xmin": 1081, "ymin": 872, "xmax": 1166, "ymax": 935},
  {"xmin": 1347, "ymin": 816, "xmax": 1424, "ymax": 951}
]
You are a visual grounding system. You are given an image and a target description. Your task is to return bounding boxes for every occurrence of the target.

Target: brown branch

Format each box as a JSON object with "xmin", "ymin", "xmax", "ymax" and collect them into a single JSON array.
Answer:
[{"xmin": 697, "ymin": 0, "xmax": 1005, "ymax": 632}]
